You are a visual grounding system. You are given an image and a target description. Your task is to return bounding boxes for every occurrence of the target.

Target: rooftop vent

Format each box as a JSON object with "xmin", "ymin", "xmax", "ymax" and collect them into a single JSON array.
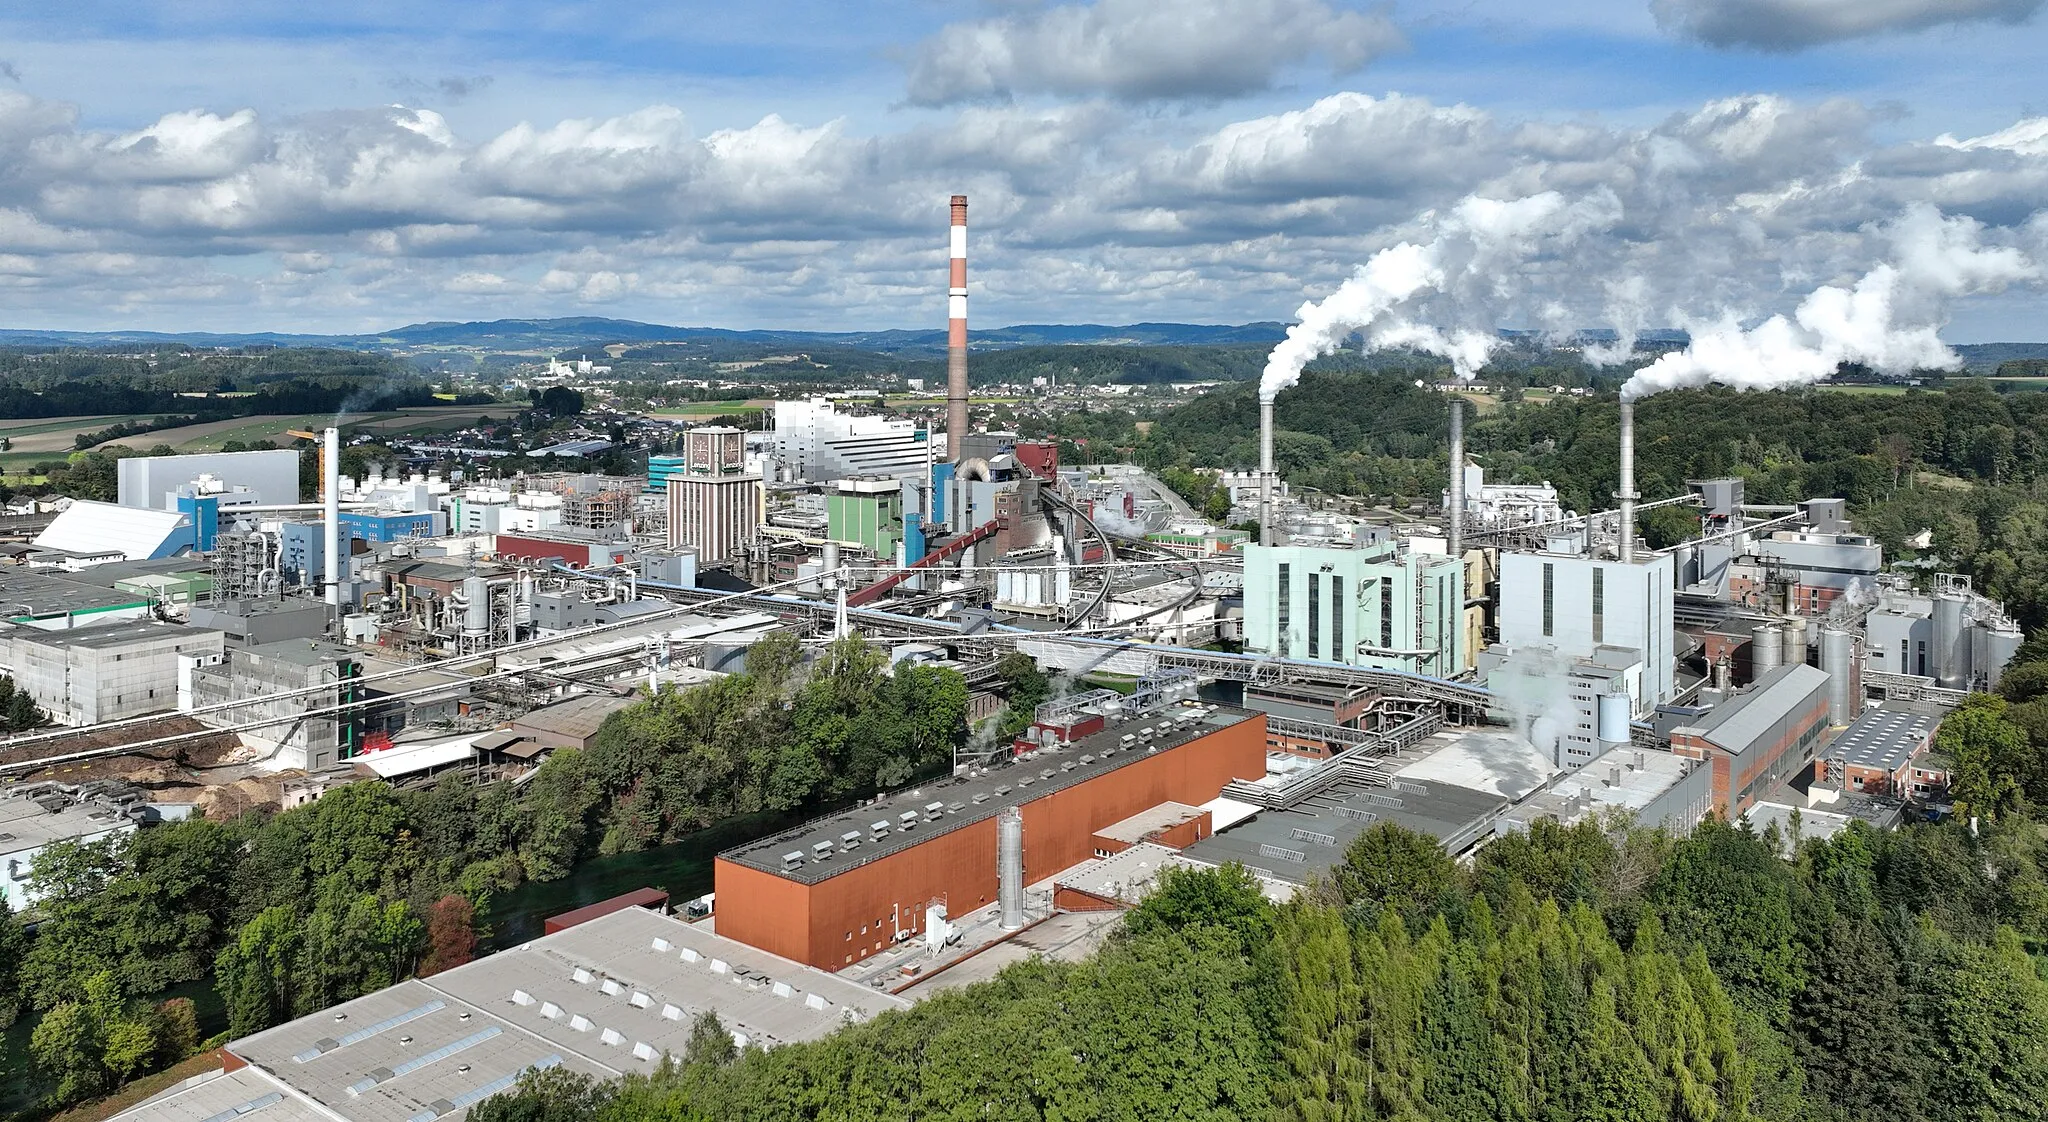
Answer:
[
  {"xmin": 1079, "ymin": 754, "xmax": 1095, "ymax": 764},
  {"xmin": 811, "ymin": 841, "xmax": 835, "ymax": 861},
  {"xmin": 780, "ymin": 851, "xmax": 804, "ymax": 870},
  {"xmin": 870, "ymin": 821, "xmax": 890, "ymax": 839},
  {"xmin": 898, "ymin": 811, "xmax": 918, "ymax": 831},
  {"xmin": 923, "ymin": 801, "xmax": 944, "ymax": 821},
  {"xmin": 971, "ymin": 793, "xmax": 990, "ymax": 804},
  {"xmin": 839, "ymin": 830, "xmax": 862, "ymax": 851}
]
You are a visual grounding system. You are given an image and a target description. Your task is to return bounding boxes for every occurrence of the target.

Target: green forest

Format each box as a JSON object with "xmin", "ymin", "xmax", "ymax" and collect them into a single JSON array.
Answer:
[
  {"xmin": 472, "ymin": 811, "xmax": 2048, "ymax": 1122},
  {"xmin": 0, "ymin": 635, "xmax": 967, "ymax": 1116}
]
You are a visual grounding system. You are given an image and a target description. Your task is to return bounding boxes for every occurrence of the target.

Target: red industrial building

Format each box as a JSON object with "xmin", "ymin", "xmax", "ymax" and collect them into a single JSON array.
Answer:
[
  {"xmin": 714, "ymin": 706, "xmax": 1266, "ymax": 971},
  {"xmin": 1668, "ymin": 663, "xmax": 1831, "ymax": 815}
]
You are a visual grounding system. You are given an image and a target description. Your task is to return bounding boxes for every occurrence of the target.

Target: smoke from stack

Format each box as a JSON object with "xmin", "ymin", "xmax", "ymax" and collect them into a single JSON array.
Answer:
[
  {"xmin": 947, "ymin": 194, "xmax": 969, "ymax": 463},
  {"xmin": 1620, "ymin": 205, "xmax": 2035, "ymax": 401}
]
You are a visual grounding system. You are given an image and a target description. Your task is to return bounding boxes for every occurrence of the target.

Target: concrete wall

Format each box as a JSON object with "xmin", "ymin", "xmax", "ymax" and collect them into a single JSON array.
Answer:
[{"xmin": 118, "ymin": 450, "xmax": 300, "ymax": 510}]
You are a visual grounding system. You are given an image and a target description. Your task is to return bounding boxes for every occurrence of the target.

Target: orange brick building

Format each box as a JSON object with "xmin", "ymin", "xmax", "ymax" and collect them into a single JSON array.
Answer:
[{"xmin": 714, "ymin": 707, "xmax": 1267, "ymax": 971}]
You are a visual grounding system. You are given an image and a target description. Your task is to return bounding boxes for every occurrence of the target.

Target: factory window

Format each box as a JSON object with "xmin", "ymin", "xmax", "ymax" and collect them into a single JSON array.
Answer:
[
  {"xmin": 1916, "ymin": 640, "xmax": 1927, "ymax": 677},
  {"xmin": 1591, "ymin": 568, "xmax": 1605, "ymax": 643},
  {"xmin": 845, "ymin": 932, "xmax": 851, "ymax": 941},
  {"xmin": 1541, "ymin": 563, "xmax": 1554, "ymax": 636},
  {"xmin": 1276, "ymin": 564, "xmax": 1291, "ymax": 656},
  {"xmin": 1331, "ymin": 577, "xmax": 1344, "ymax": 661},
  {"xmin": 1380, "ymin": 578, "xmax": 1393, "ymax": 648},
  {"xmin": 1307, "ymin": 573, "xmax": 1321, "ymax": 659}
]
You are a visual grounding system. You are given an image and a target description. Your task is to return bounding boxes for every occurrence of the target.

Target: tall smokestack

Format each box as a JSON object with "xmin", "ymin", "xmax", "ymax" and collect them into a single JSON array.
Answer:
[
  {"xmin": 947, "ymin": 194, "xmax": 969, "ymax": 464},
  {"xmin": 1258, "ymin": 396, "xmax": 1277, "ymax": 545},
  {"xmin": 1447, "ymin": 396, "xmax": 1464, "ymax": 561},
  {"xmin": 1616, "ymin": 401, "xmax": 1637, "ymax": 564},
  {"xmin": 323, "ymin": 426, "xmax": 341, "ymax": 607}
]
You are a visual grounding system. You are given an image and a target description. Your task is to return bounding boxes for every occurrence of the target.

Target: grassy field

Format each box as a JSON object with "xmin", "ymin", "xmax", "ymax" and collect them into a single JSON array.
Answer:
[
  {"xmin": 1818, "ymin": 384, "xmax": 1910, "ymax": 396},
  {"xmin": 648, "ymin": 399, "xmax": 768, "ymax": 417}
]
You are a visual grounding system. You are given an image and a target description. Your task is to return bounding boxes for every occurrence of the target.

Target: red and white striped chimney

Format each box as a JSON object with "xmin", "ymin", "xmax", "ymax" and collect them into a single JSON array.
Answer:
[{"xmin": 947, "ymin": 194, "xmax": 969, "ymax": 463}]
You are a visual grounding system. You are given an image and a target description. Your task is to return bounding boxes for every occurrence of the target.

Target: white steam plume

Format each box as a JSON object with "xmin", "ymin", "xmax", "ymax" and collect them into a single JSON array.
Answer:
[
  {"xmin": 1258, "ymin": 189, "xmax": 1622, "ymax": 401},
  {"xmin": 1621, "ymin": 205, "xmax": 2036, "ymax": 402}
]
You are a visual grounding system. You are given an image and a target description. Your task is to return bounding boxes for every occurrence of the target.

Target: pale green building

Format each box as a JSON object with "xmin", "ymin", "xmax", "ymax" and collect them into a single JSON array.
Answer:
[
  {"xmin": 1244, "ymin": 541, "xmax": 1466, "ymax": 676},
  {"xmin": 826, "ymin": 478, "xmax": 904, "ymax": 559}
]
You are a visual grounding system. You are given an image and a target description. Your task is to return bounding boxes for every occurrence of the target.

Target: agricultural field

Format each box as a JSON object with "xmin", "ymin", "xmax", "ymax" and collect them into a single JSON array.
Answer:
[
  {"xmin": 0, "ymin": 414, "xmax": 155, "ymax": 469},
  {"xmin": 80, "ymin": 405, "xmax": 524, "ymax": 454}
]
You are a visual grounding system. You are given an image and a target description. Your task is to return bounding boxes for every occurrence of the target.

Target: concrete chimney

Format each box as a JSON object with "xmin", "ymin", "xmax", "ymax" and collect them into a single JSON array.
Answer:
[
  {"xmin": 1616, "ymin": 401, "xmax": 1637, "ymax": 564},
  {"xmin": 947, "ymin": 194, "xmax": 969, "ymax": 463},
  {"xmin": 1447, "ymin": 396, "xmax": 1464, "ymax": 562},
  {"xmin": 1258, "ymin": 396, "xmax": 1277, "ymax": 546},
  {"xmin": 323, "ymin": 426, "xmax": 341, "ymax": 607}
]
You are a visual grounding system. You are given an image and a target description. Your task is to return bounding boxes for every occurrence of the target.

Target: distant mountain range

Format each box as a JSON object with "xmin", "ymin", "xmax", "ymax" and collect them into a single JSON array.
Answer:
[
  {"xmin": 0, "ymin": 316, "xmax": 2041, "ymax": 369},
  {"xmin": 0, "ymin": 317, "xmax": 1294, "ymax": 353}
]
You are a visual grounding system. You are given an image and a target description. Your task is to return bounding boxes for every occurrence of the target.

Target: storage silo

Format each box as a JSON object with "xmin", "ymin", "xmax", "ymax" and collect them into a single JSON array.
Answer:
[{"xmin": 1751, "ymin": 623, "xmax": 1782, "ymax": 680}]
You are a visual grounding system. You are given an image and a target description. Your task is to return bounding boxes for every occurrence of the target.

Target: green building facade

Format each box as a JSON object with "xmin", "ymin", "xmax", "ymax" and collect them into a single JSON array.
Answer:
[
  {"xmin": 826, "ymin": 482, "xmax": 904, "ymax": 559},
  {"xmin": 1244, "ymin": 541, "xmax": 1465, "ymax": 676}
]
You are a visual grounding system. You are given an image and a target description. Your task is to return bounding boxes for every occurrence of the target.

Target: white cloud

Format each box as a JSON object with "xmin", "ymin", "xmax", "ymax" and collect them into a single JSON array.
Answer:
[
  {"xmin": 1652, "ymin": 0, "xmax": 2042, "ymax": 51},
  {"xmin": 0, "ymin": 80, "xmax": 2038, "ymax": 337},
  {"xmin": 903, "ymin": 0, "xmax": 1402, "ymax": 105}
]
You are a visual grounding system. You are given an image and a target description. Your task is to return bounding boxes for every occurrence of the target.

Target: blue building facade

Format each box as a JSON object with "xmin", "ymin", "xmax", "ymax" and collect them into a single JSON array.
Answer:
[{"xmin": 338, "ymin": 510, "xmax": 445, "ymax": 543}]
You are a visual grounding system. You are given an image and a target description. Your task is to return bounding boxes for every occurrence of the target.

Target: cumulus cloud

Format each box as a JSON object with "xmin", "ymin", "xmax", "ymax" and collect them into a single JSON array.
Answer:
[
  {"xmin": 1653, "ymin": 0, "xmax": 2042, "ymax": 51},
  {"xmin": 903, "ymin": 0, "xmax": 1402, "ymax": 105},
  {"xmin": 0, "ymin": 80, "xmax": 2041, "ymax": 335}
]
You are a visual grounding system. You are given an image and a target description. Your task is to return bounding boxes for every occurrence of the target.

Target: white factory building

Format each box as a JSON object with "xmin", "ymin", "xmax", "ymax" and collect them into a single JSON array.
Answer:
[
  {"xmin": 117, "ymin": 449, "xmax": 301, "ymax": 510},
  {"xmin": 769, "ymin": 397, "xmax": 930, "ymax": 483},
  {"xmin": 1494, "ymin": 549, "xmax": 1677, "ymax": 711}
]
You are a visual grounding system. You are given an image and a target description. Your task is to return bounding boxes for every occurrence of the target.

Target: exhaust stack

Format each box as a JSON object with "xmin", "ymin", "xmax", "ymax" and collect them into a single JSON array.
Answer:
[
  {"xmin": 1258, "ymin": 396, "xmax": 1277, "ymax": 545},
  {"xmin": 1447, "ymin": 396, "xmax": 1464, "ymax": 561},
  {"xmin": 1616, "ymin": 401, "xmax": 1637, "ymax": 564},
  {"xmin": 323, "ymin": 426, "xmax": 341, "ymax": 607},
  {"xmin": 947, "ymin": 194, "xmax": 969, "ymax": 463}
]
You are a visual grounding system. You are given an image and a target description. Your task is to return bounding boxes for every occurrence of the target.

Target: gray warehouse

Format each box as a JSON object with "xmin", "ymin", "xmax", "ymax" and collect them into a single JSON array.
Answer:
[{"xmin": 11, "ymin": 621, "xmax": 225, "ymax": 725}]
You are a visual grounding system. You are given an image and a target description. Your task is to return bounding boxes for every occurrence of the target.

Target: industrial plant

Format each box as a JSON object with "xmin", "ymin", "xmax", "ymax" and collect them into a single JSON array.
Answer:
[{"xmin": 15, "ymin": 195, "xmax": 2009, "ymax": 1122}]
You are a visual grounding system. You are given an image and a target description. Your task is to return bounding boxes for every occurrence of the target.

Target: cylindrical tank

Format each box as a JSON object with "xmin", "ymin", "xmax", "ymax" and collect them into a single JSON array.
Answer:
[
  {"xmin": 822, "ymin": 541, "xmax": 841, "ymax": 589},
  {"xmin": 1673, "ymin": 543, "xmax": 1698, "ymax": 589},
  {"xmin": 1934, "ymin": 591, "xmax": 1965, "ymax": 688},
  {"xmin": 463, "ymin": 575, "xmax": 491, "ymax": 634},
  {"xmin": 1596, "ymin": 692, "xmax": 1632, "ymax": 749},
  {"xmin": 1820, "ymin": 628, "xmax": 1858, "ymax": 725},
  {"xmin": 1751, "ymin": 623, "xmax": 1782, "ymax": 680},
  {"xmin": 1782, "ymin": 616, "xmax": 1809, "ymax": 667},
  {"xmin": 997, "ymin": 807, "xmax": 1024, "ymax": 931}
]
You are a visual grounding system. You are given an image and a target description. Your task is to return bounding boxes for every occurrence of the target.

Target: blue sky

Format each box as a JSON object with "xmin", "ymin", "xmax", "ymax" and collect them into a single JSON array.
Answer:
[{"xmin": 0, "ymin": 0, "xmax": 2043, "ymax": 343}]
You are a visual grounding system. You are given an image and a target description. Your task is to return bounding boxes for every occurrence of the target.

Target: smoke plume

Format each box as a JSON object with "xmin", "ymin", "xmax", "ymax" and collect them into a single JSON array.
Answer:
[
  {"xmin": 1258, "ymin": 189, "xmax": 1622, "ymax": 400},
  {"xmin": 1620, "ymin": 205, "xmax": 2036, "ymax": 401}
]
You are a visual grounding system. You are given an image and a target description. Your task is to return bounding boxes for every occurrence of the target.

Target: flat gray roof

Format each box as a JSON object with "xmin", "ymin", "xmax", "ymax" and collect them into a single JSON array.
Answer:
[
  {"xmin": 110, "ymin": 1066, "xmax": 324, "ymax": 1122},
  {"xmin": 1183, "ymin": 775, "xmax": 1507, "ymax": 884},
  {"xmin": 205, "ymin": 906, "xmax": 905, "ymax": 1122},
  {"xmin": 1827, "ymin": 701, "xmax": 1940, "ymax": 773},
  {"xmin": 17, "ymin": 620, "xmax": 220, "ymax": 651},
  {"xmin": 723, "ymin": 704, "xmax": 1261, "ymax": 884},
  {"xmin": 0, "ymin": 790, "xmax": 136, "ymax": 857}
]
